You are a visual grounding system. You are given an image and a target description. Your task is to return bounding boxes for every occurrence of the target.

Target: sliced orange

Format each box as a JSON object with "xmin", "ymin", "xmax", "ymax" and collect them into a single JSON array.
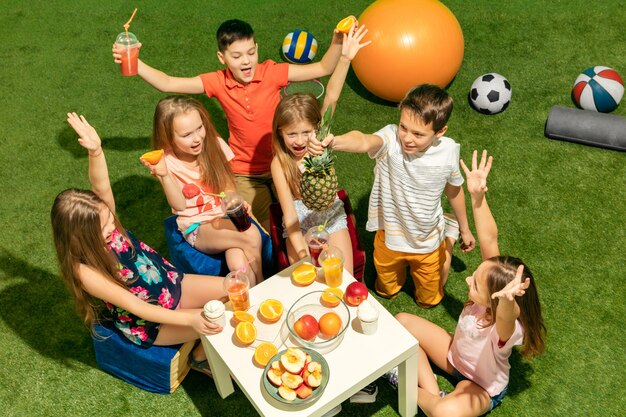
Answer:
[
  {"xmin": 140, "ymin": 149, "xmax": 164, "ymax": 164},
  {"xmin": 336, "ymin": 15, "xmax": 357, "ymax": 33},
  {"xmin": 254, "ymin": 342, "xmax": 278, "ymax": 366},
  {"xmin": 291, "ymin": 263, "xmax": 317, "ymax": 286},
  {"xmin": 233, "ymin": 310, "xmax": 255, "ymax": 324},
  {"xmin": 320, "ymin": 287, "xmax": 343, "ymax": 308},
  {"xmin": 235, "ymin": 321, "xmax": 256, "ymax": 345},
  {"xmin": 259, "ymin": 299, "xmax": 284, "ymax": 323}
]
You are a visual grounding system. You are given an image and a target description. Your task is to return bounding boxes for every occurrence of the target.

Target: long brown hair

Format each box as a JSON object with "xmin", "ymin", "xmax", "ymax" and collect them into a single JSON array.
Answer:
[
  {"xmin": 272, "ymin": 93, "xmax": 321, "ymax": 197},
  {"xmin": 50, "ymin": 189, "xmax": 132, "ymax": 330},
  {"xmin": 482, "ymin": 256, "xmax": 547, "ymax": 359},
  {"xmin": 152, "ymin": 96, "xmax": 235, "ymax": 192}
]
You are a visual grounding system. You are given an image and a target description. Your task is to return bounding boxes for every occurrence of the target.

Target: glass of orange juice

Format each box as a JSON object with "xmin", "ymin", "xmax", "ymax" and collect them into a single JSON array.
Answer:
[
  {"xmin": 319, "ymin": 246, "xmax": 344, "ymax": 288},
  {"xmin": 223, "ymin": 271, "xmax": 250, "ymax": 311}
]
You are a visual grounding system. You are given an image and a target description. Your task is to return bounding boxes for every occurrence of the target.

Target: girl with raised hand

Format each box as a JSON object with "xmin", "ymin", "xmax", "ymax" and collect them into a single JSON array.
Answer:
[
  {"xmin": 270, "ymin": 23, "xmax": 370, "ymax": 273},
  {"xmin": 142, "ymin": 96, "xmax": 263, "ymax": 285},
  {"xmin": 51, "ymin": 113, "xmax": 228, "ymax": 376},
  {"xmin": 391, "ymin": 150, "xmax": 546, "ymax": 416}
]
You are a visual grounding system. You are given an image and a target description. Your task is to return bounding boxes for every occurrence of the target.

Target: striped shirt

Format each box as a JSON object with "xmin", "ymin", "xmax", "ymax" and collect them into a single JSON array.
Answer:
[{"xmin": 366, "ymin": 124, "xmax": 464, "ymax": 253}]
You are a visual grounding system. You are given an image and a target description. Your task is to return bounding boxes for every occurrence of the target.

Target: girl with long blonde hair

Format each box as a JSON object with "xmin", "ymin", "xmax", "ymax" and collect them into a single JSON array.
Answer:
[
  {"xmin": 143, "ymin": 96, "xmax": 263, "ymax": 285},
  {"xmin": 51, "ymin": 113, "xmax": 227, "ymax": 376},
  {"xmin": 270, "ymin": 24, "xmax": 369, "ymax": 272}
]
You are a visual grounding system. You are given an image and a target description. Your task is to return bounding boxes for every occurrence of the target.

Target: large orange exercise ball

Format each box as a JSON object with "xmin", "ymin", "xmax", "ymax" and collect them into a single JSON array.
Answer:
[{"xmin": 352, "ymin": 0, "xmax": 464, "ymax": 102}]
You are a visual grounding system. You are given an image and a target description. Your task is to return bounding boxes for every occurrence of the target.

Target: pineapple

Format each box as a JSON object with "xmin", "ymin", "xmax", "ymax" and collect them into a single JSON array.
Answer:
[{"xmin": 300, "ymin": 106, "xmax": 338, "ymax": 211}]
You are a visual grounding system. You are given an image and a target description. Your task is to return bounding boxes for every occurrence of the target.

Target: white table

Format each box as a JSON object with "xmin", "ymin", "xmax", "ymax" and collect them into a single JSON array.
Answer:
[{"xmin": 201, "ymin": 261, "xmax": 419, "ymax": 417}]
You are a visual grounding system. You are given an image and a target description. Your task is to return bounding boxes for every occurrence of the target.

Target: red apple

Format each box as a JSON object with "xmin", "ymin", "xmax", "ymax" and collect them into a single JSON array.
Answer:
[
  {"xmin": 344, "ymin": 282, "xmax": 369, "ymax": 306},
  {"xmin": 293, "ymin": 314, "xmax": 319, "ymax": 341}
]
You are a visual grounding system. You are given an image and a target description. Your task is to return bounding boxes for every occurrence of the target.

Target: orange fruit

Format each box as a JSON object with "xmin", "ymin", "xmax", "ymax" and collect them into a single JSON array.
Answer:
[
  {"xmin": 140, "ymin": 149, "xmax": 164, "ymax": 164},
  {"xmin": 235, "ymin": 321, "xmax": 256, "ymax": 345},
  {"xmin": 254, "ymin": 342, "xmax": 278, "ymax": 366},
  {"xmin": 233, "ymin": 310, "xmax": 255, "ymax": 324},
  {"xmin": 320, "ymin": 287, "xmax": 343, "ymax": 308},
  {"xmin": 291, "ymin": 263, "xmax": 317, "ymax": 286},
  {"xmin": 259, "ymin": 299, "xmax": 284, "ymax": 323},
  {"xmin": 336, "ymin": 15, "xmax": 357, "ymax": 33},
  {"xmin": 319, "ymin": 312, "xmax": 342, "ymax": 339}
]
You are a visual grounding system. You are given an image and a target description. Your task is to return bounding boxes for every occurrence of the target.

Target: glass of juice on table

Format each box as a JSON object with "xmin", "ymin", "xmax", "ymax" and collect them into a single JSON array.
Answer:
[
  {"xmin": 221, "ymin": 192, "xmax": 251, "ymax": 232},
  {"xmin": 223, "ymin": 271, "xmax": 250, "ymax": 311},
  {"xmin": 305, "ymin": 225, "xmax": 329, "ymax": 267},
  {"xmin": 115, "ymin": 32, "xmax": 140, "ymax": 76},
  {"xmin": 319, "ymin": 245, "xmax": 344, "ymax": 288}
]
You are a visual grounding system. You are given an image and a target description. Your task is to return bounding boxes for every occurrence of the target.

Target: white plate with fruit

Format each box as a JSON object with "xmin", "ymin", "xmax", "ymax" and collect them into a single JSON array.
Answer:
[{"xmin": 262, "ymin": 347, "xmax": 329, "ymax": 405}]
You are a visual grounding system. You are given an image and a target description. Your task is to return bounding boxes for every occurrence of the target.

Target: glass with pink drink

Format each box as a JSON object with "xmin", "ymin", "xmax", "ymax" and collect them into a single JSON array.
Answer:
[
  {"xmin": 305, "ymin": 225, "xmax": 330, "ymax": 267},
  {"xmin": 115, "ymin": 32, "xmax": 140, "ymax": 76}
]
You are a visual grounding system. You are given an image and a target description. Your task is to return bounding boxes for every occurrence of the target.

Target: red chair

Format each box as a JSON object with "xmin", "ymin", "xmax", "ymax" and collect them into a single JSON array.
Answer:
[{"xmin": 268, "ymin": 189, "xmax": 366, "ymax": 281}]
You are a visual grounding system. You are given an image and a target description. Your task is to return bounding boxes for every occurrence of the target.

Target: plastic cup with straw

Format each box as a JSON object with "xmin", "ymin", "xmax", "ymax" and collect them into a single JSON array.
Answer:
[
  {"xmin": 115, "ymin": 8, "xmax": 140, "ymax": 76},
  {"xmin": 305, "ymin": 220, "xmax": 330, "ymax": 267}
]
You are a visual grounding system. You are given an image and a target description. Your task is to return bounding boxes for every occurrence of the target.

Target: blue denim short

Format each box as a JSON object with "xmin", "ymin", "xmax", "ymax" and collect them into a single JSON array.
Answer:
[{"xmin": 453, "ymin": 368, "xmax": 508, "ymax": 411}]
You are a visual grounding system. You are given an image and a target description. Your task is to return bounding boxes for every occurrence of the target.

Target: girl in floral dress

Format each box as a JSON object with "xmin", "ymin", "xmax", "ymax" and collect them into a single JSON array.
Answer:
[{"xmin": 51, "ymin": 112, "xmax": 222, "ymax": 375}]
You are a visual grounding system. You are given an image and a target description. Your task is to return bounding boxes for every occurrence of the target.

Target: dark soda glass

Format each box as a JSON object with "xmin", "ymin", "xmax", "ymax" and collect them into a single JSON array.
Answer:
[{"xmin": 227, "ymin": 203, "xmax": 251, "ymax": 232}]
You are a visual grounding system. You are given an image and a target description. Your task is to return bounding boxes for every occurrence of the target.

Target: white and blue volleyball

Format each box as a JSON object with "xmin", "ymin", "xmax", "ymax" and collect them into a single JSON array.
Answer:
[
  {"xmin": 572, "ymin": 66, "xmax": 624, "ymax": 113},
  {"xmin": 282, "ymin": 30, "xmax": 318, "ymax": 64}
]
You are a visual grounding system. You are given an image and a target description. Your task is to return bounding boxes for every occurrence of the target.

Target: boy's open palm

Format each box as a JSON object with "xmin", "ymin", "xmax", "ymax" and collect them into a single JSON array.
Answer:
[
  {"xmin": 460, "ymin": 149, "xmax": 492, "ymax": 195},
  {"xmin": 67, "ymin": 112, "xmax": 101, "ymax": 153},
  {"xmin": 492, "ymin": 264, "xmax": 530, "ymax": 301}
]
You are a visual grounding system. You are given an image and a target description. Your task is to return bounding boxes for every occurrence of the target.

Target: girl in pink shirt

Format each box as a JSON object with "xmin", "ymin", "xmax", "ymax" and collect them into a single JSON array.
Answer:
[
  {"xmin": 142, "ymin": 96, "xmax": 263, "ymax": 285},
  {"xmin": 394, "ymin": 150, "xmax": 546, "ymax": 416}
]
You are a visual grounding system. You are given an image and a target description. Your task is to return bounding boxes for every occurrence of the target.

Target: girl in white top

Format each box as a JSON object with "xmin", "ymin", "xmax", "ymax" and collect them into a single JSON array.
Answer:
[
  {"xmin": 142, "ymin": 96, "xmax": 263, "ymax": 286},
  {"xmin": 270, "ymin": 23, "xmax": 370, "ymax": 272},
  {"xmin": 395, "ymin": 150, "xmax": 546, "ymax": 416}
]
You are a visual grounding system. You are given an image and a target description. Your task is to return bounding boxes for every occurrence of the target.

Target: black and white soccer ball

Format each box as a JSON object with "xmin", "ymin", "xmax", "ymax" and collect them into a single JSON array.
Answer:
[{"xmin": 469, "ymin": 73, "xmax": 512, "ymax": 115}]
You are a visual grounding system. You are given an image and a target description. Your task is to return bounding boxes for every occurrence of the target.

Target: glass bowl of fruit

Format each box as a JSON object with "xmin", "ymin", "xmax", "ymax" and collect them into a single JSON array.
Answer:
[{"xmin": 285, "ymin": 290, "xmax": 350, "ymax": 353}]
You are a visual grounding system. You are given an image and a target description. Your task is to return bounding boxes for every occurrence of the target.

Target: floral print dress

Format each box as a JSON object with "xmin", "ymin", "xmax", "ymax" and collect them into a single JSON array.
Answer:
[{"xmin": 104, "ymin": 229, "xmax": 183, "ymax": 347}]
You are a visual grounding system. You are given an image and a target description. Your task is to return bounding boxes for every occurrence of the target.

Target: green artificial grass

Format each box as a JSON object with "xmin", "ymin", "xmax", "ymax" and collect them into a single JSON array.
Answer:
[{"xmin": 1, "ymin": 0, "xmax": 625, "ymax": 416}]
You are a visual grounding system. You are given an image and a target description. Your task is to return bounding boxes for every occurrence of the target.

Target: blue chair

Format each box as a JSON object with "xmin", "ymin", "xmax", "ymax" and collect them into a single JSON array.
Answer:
[
  {"xmin": 92, "ymin": 323, "xmax": 194, "ymax": 394},
  {"xmin": 163, "ymin": 216, "xmax": 275, "ymax": 278}
]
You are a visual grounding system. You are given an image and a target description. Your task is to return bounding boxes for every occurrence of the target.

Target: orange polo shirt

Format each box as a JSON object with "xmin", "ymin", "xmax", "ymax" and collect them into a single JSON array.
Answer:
[{"xmin": 199, "ymin": 60, "xmax": 290, "ymax": 175}]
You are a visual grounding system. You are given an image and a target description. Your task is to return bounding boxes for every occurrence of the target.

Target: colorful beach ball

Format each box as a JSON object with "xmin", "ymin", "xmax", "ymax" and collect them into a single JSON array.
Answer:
[
  {"xmin": 282, "ymin": 30, "xmax": 318, "ymax": 64},
  {"xmin": 572, "ymin": 66, "xmax": 624, "ymax": 113}
]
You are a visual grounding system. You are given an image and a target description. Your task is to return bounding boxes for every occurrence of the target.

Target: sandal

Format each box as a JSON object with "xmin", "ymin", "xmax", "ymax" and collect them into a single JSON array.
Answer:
[
  {"xmin": 189, "ymin": 340, "xmax": 213, "ymax": 378},
  {"xmin": 189, "ymin": 356, "xmax": 213, "ymax": 378}
]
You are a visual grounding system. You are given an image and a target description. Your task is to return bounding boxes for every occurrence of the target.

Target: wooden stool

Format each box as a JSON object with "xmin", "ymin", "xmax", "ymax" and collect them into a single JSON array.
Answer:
[{"xmin": 92, "ymin": 324, "xmax": 194, "ymax": 394}]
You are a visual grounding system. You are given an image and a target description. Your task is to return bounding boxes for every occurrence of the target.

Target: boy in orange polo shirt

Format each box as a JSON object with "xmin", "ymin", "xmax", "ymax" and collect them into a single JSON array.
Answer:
[{"xmin": 113, "ymin": 19, "xmax": 343, "ymax": 229}]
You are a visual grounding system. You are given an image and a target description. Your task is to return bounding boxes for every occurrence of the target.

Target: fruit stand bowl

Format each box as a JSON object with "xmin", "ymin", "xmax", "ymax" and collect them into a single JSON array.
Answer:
[{"xmin": 285, "ymin": 291, "xmax": 350, "ymax": 353}]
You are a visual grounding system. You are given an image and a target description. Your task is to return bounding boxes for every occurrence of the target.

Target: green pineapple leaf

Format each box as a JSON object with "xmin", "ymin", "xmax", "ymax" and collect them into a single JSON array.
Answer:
[{"xmin": 317, "ymin": 105, "xmax": 334, "ymax": 141}]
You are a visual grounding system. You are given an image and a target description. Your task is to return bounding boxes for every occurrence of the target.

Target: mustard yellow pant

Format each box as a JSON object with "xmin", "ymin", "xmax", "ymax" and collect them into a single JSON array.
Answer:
[
  {"xmin": 373, "ymin": 230, "xmax": 445, "ymax": 308},
  {"xmin": 235, "ymin": 173, "xmax": 276, "ymax": 225}
]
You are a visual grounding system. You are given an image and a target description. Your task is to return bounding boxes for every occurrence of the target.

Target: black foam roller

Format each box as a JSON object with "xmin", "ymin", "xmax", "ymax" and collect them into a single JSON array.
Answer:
[{"xmin": 545, "ymin": 106, "xmax": 626, "ymax": 151}]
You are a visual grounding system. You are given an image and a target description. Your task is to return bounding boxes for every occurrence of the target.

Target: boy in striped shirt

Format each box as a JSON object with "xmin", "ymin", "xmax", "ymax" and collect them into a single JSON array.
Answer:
[{"xmin": 309, "ymin": 84, "xmax": 475, "ymax": 307}]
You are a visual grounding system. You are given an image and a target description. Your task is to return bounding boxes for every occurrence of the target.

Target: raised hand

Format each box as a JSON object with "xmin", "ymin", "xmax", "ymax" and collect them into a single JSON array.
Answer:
[
  {"xmin": 67, "ymin": 112, "xmax": 101, "ymax": 154},
  {"xmin": 492, "ymin": 264, "xmax": 530, "ymax": 301},
  {"xmin": 460, "ymin": 150, "xmax": 493, "ymax": 196},
  {"xmin": 341, "ymin": 23, "xmax": 371, "ymax": 61},
  {"xmin": 112, "ymin": 42, "xmax": 142, "ymax": 64}
]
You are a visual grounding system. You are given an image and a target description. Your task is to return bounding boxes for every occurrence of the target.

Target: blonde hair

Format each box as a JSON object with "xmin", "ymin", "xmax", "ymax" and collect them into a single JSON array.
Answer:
[
  {"xmin": 50, "ymin": 189, "xmax": 133, "ymax": 331},
  {"xmin": 272, "ymin": 93, "xmax": 321, "ymax": 197},
  {"xmin": 152, "ymin": 96, "xmax": 235, "ymax": 192}
]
